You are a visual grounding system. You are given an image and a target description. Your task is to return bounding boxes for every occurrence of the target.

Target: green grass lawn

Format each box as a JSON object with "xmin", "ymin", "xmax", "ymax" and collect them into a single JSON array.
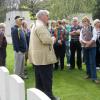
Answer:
[{"xmin": 7, "ymin": 45, "xmax": 100, "ymax": 100}]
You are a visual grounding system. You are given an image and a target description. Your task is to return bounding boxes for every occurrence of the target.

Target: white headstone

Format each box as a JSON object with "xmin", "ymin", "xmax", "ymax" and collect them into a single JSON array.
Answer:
[
  {"xmin": 27, "ymin": 88, "xmax": 51, "ymax": 100},
  {"xmin": 0, "ymin": 67, "xmax": 10, "ymax": 100},
  {"xmin": 9, "ymin": 75, "xmax": 25, "ymax": 100}
]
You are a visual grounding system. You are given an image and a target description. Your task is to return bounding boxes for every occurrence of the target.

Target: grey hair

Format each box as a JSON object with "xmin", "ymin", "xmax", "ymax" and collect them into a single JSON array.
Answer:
[
  {"xmin": 36, "ymin": 10, "xmax": 49, "ymax": 19},
  {"xmin": 93, "ymin": 19, "xmax": 100, "ymax": 26},
  {"xmin": 0, "ymin": 23, "xmax": 6, "ymax": 28}
]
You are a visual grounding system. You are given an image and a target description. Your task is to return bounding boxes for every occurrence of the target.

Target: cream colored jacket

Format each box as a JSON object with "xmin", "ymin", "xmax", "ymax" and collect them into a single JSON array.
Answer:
[{"xmin": 28, "ymin": 20, "xmax": 57, "ymax": 65}]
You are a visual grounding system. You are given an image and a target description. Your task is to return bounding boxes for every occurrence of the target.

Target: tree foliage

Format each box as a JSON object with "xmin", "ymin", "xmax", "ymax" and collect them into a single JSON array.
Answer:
[
  {"xmin": 18, "ymin": 0, "xmax": 45, "ymax": 19},
  {"xmin": 27, "ymin": 0, "xmax": 96, "ymax": 19},
  {"xmin": 0, "ymin": 0, "xmax": 96, "ymax": 22},
  {"xmin": 0, "ymin": 0, "xmax": 21, "ymax": 22},
  {"xmin": 0, "ymin": 0, "xmax": 6, "ymax": 22},
  {"xmin": 92, "ymin": 0, "xmax": 100, "ymax": 19},
  {"xmin": 45, "ymin": 0, "xmax": 96, "ymax": 19}
]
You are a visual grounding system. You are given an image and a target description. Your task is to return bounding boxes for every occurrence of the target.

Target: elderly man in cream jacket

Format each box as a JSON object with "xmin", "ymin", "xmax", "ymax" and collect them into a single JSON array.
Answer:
[{"xmin": 29, "ymin": 10, "xmax": 60, "ymax": 100}]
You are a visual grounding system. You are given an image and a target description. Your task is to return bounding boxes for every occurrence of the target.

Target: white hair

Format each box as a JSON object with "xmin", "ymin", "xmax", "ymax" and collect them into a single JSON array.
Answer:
[
  {"xmin": 72, "ymin": 17, "xmax": 78, "ymax": 21},
  {"xmin": 0, "ymin": 23, "xmax": 6, "ymax": 28},
  {"xmin": 36, "ymin": 10, "xmax": 49, "ymax": 19},
  {"xmin": 62, "ymin": 19, "xmax": 67, "ymax": 23},
  {"xmin": 93, "ymin": 19, "xmax": 100, "ymax": 26}
]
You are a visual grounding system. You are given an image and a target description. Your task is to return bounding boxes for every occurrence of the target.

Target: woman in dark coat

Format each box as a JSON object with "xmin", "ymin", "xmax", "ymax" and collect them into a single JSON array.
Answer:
[
  {"xmin": 0, "ymin": 23, "xmax": 7, "ymax": 66},
  {"xmin": 93, "ymin": 19, "xmax": 100, "ymax": 68}
]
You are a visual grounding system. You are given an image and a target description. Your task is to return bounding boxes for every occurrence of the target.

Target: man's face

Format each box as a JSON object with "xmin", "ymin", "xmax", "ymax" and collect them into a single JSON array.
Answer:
[
  {"xmin": 41, "ymin": 14, "xmax": 49, "ymax": 25},
  {"xmin": 0, "ymin": 27, "xmax": 5, "ymax": 33},
  {"xmin": 62, "ymin": 22, "xmax": 66, "ymax": 26},
  {"xmin": 16, "ymin": 18, "xmax": 22, "ymax": 26},
  {"xmin": 95, "ymin": 22, "xmax": 100, "ymax": 29},
  {"xmin": 73, "ymin": 20, "xmax": 78, "ymax": 26}
]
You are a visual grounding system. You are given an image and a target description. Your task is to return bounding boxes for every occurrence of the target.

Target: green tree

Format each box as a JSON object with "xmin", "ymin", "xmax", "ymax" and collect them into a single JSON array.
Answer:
[
  {"xmin": 18, "ymin": 0, "xmax": 45, "ymax": 19},
  {"xmin": 46, "ymin": 0, "xmax": 95, "ymax": 19},
  {"xmin": 0, "ymin": 0, "xmax": 6, "ymax": 22},
  {"xmin": 92, "ymin": 0, "xmax": 100, "ymax": 19}
]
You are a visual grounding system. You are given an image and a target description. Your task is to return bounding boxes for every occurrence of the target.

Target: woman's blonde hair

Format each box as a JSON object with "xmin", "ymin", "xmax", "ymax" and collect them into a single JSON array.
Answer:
[{"xmin": 82, "ymin": 16, "xmax": 90, "ymax": 23}]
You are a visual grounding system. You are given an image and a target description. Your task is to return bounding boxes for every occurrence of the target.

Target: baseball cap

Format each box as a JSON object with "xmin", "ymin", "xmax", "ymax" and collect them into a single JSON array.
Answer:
[{"xmin": 15, "ymin": 16, "xmax": 24, "ymax": 20}]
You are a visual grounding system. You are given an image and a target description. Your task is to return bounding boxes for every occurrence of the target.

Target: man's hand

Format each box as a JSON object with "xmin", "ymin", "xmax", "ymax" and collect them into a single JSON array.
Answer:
[
  {"xmin": 76, "ymin": 29, "xmax": 80, "ymax": 34},
  {"xmin": 52, "ymin": 36, "xmax": 56, "ymax": 44},
  {"xmin": 58, "ymin": 40, "xmax": 62, "ymax": 45},
  {"xmin": 70, "ymin": 31, "xmax": 76, "ymax": 35}
]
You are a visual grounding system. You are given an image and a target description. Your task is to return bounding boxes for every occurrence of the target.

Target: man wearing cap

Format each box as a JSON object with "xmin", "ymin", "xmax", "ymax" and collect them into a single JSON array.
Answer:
[
  {"xmin": 29, "ymin": 10, "xmax": 60, "ymax": 100},
  {"xmin": 11, "ymin": 16, "xmax": 28, "ymax": 79}
]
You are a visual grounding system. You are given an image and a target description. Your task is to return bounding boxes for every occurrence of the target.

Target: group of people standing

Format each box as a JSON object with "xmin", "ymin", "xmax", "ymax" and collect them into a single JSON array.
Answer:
[
  {"xmin": 0, "ymin": 9, "xmax": 100, "ymax": 100},
  {"xmin": 49, "ymin": 16, "xmax": 100, "ymax": 83},
  {"xmin": 50, "ymin": 17, "xmax": 82, "ymax": 71},
  {"xmin": 28, "ymin": 10, "xmax": 100, "ymax": 100},
  {"xmin": 0, "ymin": 16, "xmax": 31, "ymax": 80}
]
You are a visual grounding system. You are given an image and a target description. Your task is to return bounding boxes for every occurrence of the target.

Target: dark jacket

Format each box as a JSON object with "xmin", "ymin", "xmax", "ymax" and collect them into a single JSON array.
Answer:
[
  {"xmin": 0, "ymin": 33, "xmax": 7, "ymax": 66},
  {"xmin": 11, "ymin": 25, "xmax": 27, "ymax": 53},
  {"xmin": 70, "ymin": 25, "xmax": 81, "ymax": 41}
]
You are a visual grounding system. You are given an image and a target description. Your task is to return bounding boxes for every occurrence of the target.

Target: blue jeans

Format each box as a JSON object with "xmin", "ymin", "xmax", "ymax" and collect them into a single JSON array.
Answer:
[{"xmin": 83, "ymin": 47, "xmax": 97, "ymax": 80}]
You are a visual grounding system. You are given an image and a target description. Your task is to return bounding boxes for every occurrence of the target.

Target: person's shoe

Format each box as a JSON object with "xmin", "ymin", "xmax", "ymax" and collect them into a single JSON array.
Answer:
[
  {"xmin": 84, "ymin": 75, "xmax": 91, "ymax": 79},
  {"xmin": 82, "ymin": 62, "xmax": 85, "ymax": 64},
  {"xmin": 93, "ymin": 80, "xmax": 100, "ymax": 84},
  {"xmin": 78, "ymin": 68, "xmax": 82, "ymax": 70},
  {"xmin": 68, "ymin": 67, "xmax": 74, "ymax": 70},
  {"xmin": 21, "ymin": 75, "xmax": 28, "ymax": 79},
  {"xmin": 24, "ymin": 71, "xmax": 28, "ymax": 75},
  {"xmin": 67, "ymin": 64, "xmax": 70, "ymax": 67},
  {"xmin": 96, "ymin": 67, "xmax": 100, "ymax": 70},
  {"xmin": 54, "ymin": 68, "xmax": 58, "ymax": 71},
  {"xmin": 61, "ymin": 68, "xmax": 64, "ymax": 71},
  {"xmin": 67, "ymin": 64, "xmax": 70, "ymax": 69},
  {"xmin": 52, "ymin": 96, "xmax": 61, "ymax": 100}
]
